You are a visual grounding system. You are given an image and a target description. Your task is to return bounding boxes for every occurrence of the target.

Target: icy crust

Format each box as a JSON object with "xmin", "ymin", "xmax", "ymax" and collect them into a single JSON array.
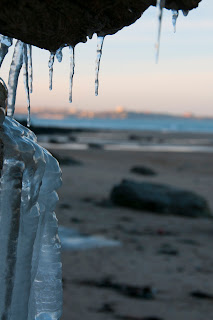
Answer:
[{"xmin": 0, "ymin": 117, "xmax": 62, "ymax": 320}]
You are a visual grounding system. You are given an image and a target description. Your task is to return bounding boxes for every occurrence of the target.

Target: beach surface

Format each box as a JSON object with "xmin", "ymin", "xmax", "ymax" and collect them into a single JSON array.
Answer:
[{"xmin": 43, "ymin": 130, "xmax": 213, "ymax": 320}]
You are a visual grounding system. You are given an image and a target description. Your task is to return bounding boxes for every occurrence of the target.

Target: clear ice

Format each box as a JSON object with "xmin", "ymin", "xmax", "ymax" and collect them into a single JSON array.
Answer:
[
  {"xmin": 155, "ymin": 0, "xmax": 165, "ymax": 63},
  {"xmin": 182, "ymin": 10, "xmax": 189, "ymax": 16},
  {"xmin": 7, "ymin": 40, "xmax": 24, "ymax": 117},
  {"xmin": 69, "ymin": 46, "xmax": 75, "ymax": 103},
  {"xmin": 0, "ymin": 34, "xmax": 106, "ymax": 111},
  {"xmin": 56, "ymin": 47, "xmax": 63, "ymax": 63},
  {"xmin": 95, "ymin": 36, "xmax": 104, "ymax": 96},
  {"xmin": 27, "ymin": 44, "xmax": 33, "ymax": 94},
  {"xmin": 0, "ymin": 116, "xmax": 62, "ymax": 319},
  {"xmin": 23, "ymin": 43, "xmax": 31, "ymax": 127},
  {"xmin": 48, "ymin": 52, "xmax": 55, "ymax": 91},
  {"xmin": 0, "ymin": 35, "xmax": 62, "ymax": 319},
  {"xmin": 0, "ymin": 35, "xmax": 13, "ymax": 67},
  {"xmin": 172, "ymin": 10, "xmax": 179, "ymax": 33}
]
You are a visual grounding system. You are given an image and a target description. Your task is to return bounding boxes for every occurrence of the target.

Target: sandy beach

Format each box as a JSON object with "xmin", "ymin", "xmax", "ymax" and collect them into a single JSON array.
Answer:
[{"xmin": 43, "ymin": 130, "xmax": 213, "ymax": 320}]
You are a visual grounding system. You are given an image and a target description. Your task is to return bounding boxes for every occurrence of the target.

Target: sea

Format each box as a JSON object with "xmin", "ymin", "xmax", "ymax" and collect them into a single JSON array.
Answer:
[{"xmin": 16, "ymin": 113, "xmax": 213, "ymax": 133}]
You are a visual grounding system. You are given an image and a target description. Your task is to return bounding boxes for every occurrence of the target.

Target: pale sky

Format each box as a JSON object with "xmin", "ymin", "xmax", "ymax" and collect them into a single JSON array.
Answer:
[{"xmin": 0, "ymin": 0, "xmax": 213, "ymax": 116}]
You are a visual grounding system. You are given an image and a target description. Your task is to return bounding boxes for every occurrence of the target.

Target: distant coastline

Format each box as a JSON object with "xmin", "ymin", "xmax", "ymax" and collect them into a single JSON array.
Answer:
[
  {"xmin": 15, "ymin": 107, "xmax": 213, "ymax": 121},
  {"xmin": 15, "ymin": 111, "xmax": 213, "ymax": 134}
]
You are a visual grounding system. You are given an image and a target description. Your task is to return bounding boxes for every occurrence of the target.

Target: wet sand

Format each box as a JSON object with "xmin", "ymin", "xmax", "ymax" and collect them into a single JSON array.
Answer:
[{"xmin": 46, "ymin": 130, "xmax": 213, "ymax": 320}]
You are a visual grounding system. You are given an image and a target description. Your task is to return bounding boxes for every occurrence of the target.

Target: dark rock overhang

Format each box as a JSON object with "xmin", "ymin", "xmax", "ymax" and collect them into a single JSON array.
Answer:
[{"xmin": 0, "ymin": 0, "xmax": 201, "ymax": 52}]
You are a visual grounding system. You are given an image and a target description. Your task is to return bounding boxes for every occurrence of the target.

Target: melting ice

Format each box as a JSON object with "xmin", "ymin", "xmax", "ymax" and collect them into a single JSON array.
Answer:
[
  {"xmin": 0, "ymin": 116, "xmax": 62, "ymax": 319},
  {"xmin": 0, "ymin": 35, "xmax": 13, "ymax": 67},
  {"xmin": 0, "ymin": 36, "xmax": 63, "ymax": 319},
  {"xmin": 23, "ymin": 43, "xmax": 31, "ymax": 126},
  {"xmin": 95, "ymin": 36, "xmax": 104, "ymax": 96},
  {"xmin": 56, "ymin": 47, "xmax": 63, "ymax": 63},
  {"xmin": 1, "ymin": 33, "xmax": 105, "ymax": 116},
  {"xmin": 182, "ymin": 10, "xmax": 189, "ymax": 16},
  {"xmin": 172, "ymin": 10, "xmax": 179, "ymax": 33},
  {"xmin": 155, "ymin": 0, "xmax": 165, "ymax": 63},
  {"xmin": 27, "ymin": 44, "xmax": 33, "ymax": 94},
  {"xmin": 7, "ymin": 40, "xmax": 24, "ymax": 117},
  {"xmin": 69, "ymin": 46, "xmax": 75, "ymax": 103},
  {"xmin": 48, "ymin": 52, "xmax": 55, "ymax": 91}
]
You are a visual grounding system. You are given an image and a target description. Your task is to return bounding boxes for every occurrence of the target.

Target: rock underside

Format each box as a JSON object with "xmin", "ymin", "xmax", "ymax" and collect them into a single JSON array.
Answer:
[{"xmin": 0, "ymin": 0, "xmax": 201, "ymax": 51}]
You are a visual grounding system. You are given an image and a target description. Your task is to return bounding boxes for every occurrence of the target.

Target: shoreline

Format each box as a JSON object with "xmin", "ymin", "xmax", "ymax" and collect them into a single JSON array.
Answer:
[
  {"xmin": 55, "ymin": 146, "xmax": 213, "ymax": 320},
  {"xmin": 37, "ymin": 128, "xmax": 213, "ymax": 153},
  {"xmin": 41, "ymin": 142, "xmax": 213, "ymax": 153},
  {"xmin": 52, "ymin": 143, "xmax": 213, "ymax": 320},
  {"xmin": 25, "ymin": 126, "xmax": 213, "ymax": 320}
]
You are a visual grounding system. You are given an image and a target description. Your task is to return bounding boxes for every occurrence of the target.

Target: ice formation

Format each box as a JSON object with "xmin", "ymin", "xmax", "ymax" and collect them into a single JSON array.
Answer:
[
  {"xmin": 48, "ymin": 52, "xmax": 55, "ymax": 91},
  {"xmin": 0, "ymin": 33, "xmax": 106, "ymax": 110},
  {"xmin": 182, "ymin": 10, "xmax": 189, "ymax": 16},
  {"xmin": 95, "ymin": 36, "xmax": 104, "ymax": 96},
  {"xmin": 0, "ymin": 33, "xmax": 63, "ymax": 319},
  {"xmin": 0, "ymin": 108, "xmax": 62, "ymax": 319},
  {"xmin": 6, "ymin": 39, "xmax": 33, "ymax": 124},
  {"xmin": 155, "ymin": 0, "xmax": 165, "ymax": 63},
  {"xmin": 0, "ymin": 35, "xmax": 13, "ymax": 67},
  {"xmin": 56, "ymin": 47, "xmax": 63, "ymax": 63},
  {"xmin": 69, "ymin": 46, "xmax": 75, "ymax": 103},
  {"xmin": 172, "ymin": 10, "xmax": 179, "ymax": 33},
  {"xmin": 7, "ymin": 40, "xmax": 24, "ymax": 117},
  {"xmin": 27, "ymin": 44, "xmax": 33, "ymax": 94},
  {"xmin": 23, "ymin": 43, "xmax": 31, "ymax": 126}
]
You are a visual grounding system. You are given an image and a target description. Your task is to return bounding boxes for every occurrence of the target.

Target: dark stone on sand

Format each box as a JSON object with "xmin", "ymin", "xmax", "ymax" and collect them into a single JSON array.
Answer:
[
  {"xmin": 130, "ymin": 166, "xmax": 157, "ymax": 176},
  {"xmin": 119, "ymin": 216, "xmax": 132, "ymax": 222},
  {"xmin": 129, "ymin": 134, "xmax": 141, "ymax": 141},
  {"xmin": 95, "ymin": 198, "xmax": 114, "ymax": 208},
  {"xmin": 158, "ymin": 243, "xmax": 179, "ymax": 256},
  {"xmin": 110, "ymin": 179, "xmax": 211, "ymax": 218},
  {"xmin": 68, "ymin": 135, "xmax": 77, "ymax": 142},
  {"xmin": 142, "ymin": 228, "xmax": 177, "ymax": 236},
  {"xmin": 190, "ymin": 291, "xmax": 213, "ymax": 300},
  {"xmin": 128, "ymin": 134, "xmax": 154, "ymax": 142},
  {"xmin": 116, "ymin": 317, "xmax": 164, "ymax": 320},
  {"xmin": 178, "ymin": 238, "xmax": 200, "ymax": 246},
  {"xmin": 70, "ymin": 217, "xmax": 82, "ymax": 224},
  {"xmin": 82, "ymin": 197, "xmax": 94, "ymax": 203},
  {"xmin": 78, "ymin": 278, "xmax": 156, "ymax": 300},
  {"xmin": 59, "ymin": 203, "xmax": 72, "ymax": 209},
  {"xmin": 62, "ymin": 277, "xmax": 67, "ymax": 289},
  {"xmin": 52, "ymin": 153, "xmax": 82, "ymax": 166},
  {"xmin": 88, "ymin": 143, "xmax": 103, "ymax": 150},
  {"xmin": 49, "ymin": 138, "xmax": 61, "ymax": 144},
  {"xmin": 98, "ymin": 303, "xmax": 115, "ymax": 313},
  {"xmin": 82, "ymin": 197, "xmax": 114, "ymax": 208}
]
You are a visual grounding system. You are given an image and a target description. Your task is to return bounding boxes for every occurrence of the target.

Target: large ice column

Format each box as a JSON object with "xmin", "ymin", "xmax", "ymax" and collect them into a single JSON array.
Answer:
[{"xmin": 0, "ymin": 110, "xmax": 62, "ymax": 318}]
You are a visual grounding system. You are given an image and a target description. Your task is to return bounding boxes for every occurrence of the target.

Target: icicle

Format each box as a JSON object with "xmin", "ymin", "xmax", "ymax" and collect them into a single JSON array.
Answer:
[
  {"xmin": 95, "ymin": 36, "xmax": 104, "ymax": 96},
  {"xmin": 27, "ymin": 44, "xmax": 33, "ymax": 93},
  {"xmin": 7, "ymin": 40, "xmax": 24, "ymax": 117},
  {"xmin": 172, "ymin": 10, "xmax": 179, "ymax": 33},
  {"xmin": 155, "ymin": 0, "xmax": 165, "ymax": 63},
  {"xmin": 69, "ymin": 46, "xmax": 75, "ymax": 103},
  {"xmin": 23, "ymin": 44, "xmax": 31, "ymax": 127},
  {"xmin": 0, "ymin": 35, "xmax": 13, "ymax": 67},
  {"xmin": 48, "ymin": 52, "xmax": 55, "ymax": 91},
  {"xmin": 56, "ymin": 47, "xmax": 63, "ymax": 63},
  {"xmin": 0, "ymin": 116, "xmax": 62, "ymax": 319},
  {"xmin": 182, "ymin": 10, "xmax": 189, "ymax": 16}
]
